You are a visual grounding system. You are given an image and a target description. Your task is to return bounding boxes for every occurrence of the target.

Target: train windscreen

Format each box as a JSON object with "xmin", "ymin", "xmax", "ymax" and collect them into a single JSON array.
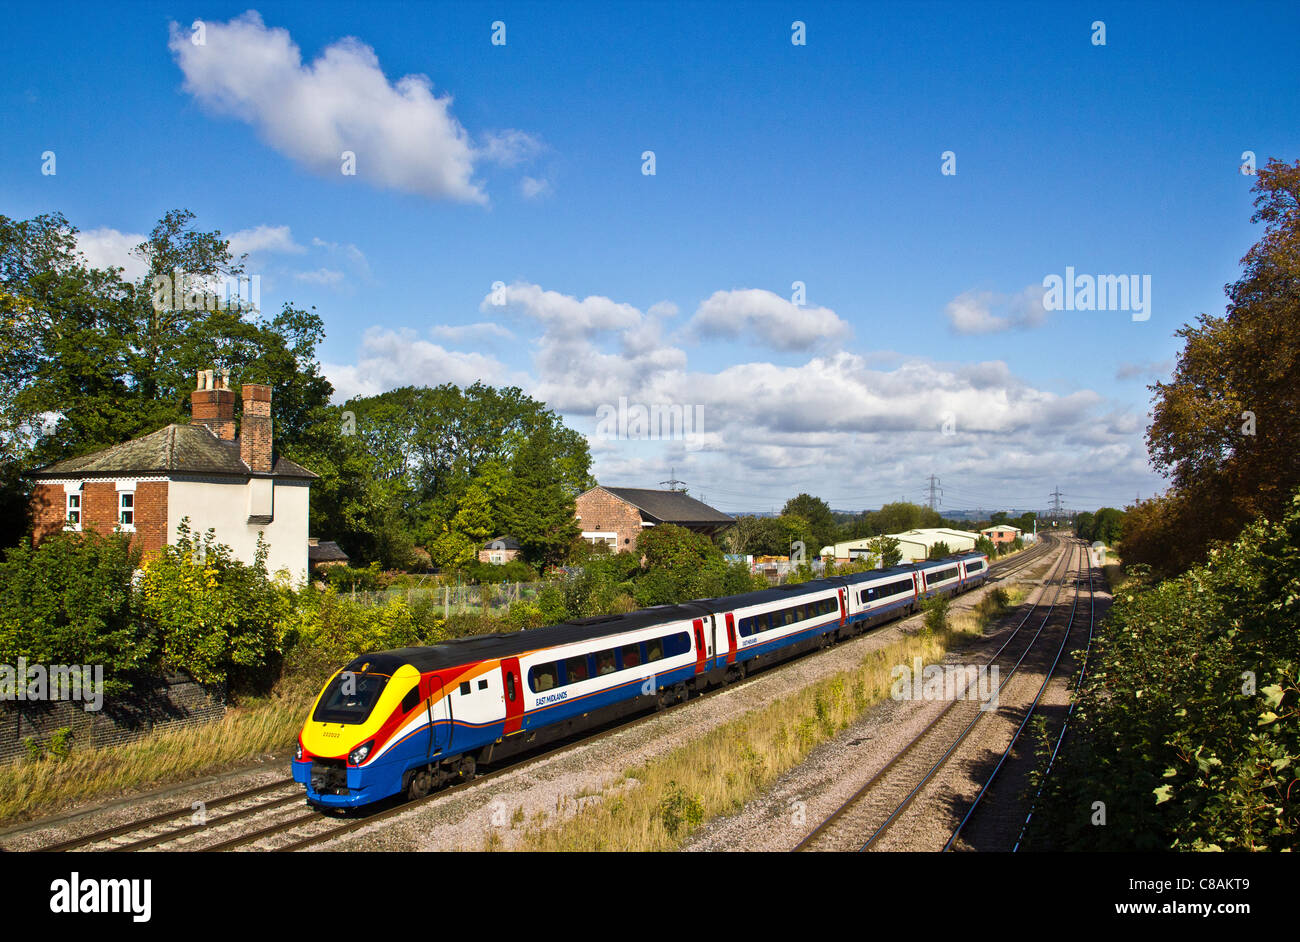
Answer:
[{"xmin": 312, "ymin": 672, "xmax": 390, "ymax": 725}]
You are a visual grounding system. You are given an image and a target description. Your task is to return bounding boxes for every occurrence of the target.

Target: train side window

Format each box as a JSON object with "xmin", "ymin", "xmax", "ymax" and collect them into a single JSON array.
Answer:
[
  {"xmin": 402, "ymin": 685, "xmax": 421, "ymax": 712},
  {"xmin": 529, "ymin": 663, "xmax": 558, "ymax": 692},
  {"xmin": 565, "ymin": 655, "xmax": 590, "ymax": 683},
  {"xmin": 459, "ymin": 681, "xmax": 471, "ymax": 696},
  {"xmin": 664, "ymin": 632, "xmax": 691, "ymax": 657},
  {"xmin": 621, "ymin": 644, "xmax": 642, "ymax": 669},
  {"xmin": 645, "ymin": 638, "xmax": 664, "ymax": 662},
  {"xmin": 506, "ymin": 672, "xmax": 516, "ymax": 702},
  {"xmin": 596, "ymin": 650, "xmax": 617, "ymax": 676},
  {"xmin": 479, "ymin": 678, "xmax": 489, "ymax": 690}
]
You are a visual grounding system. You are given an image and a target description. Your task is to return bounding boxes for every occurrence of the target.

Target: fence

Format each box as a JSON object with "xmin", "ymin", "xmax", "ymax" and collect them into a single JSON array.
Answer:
[
  {"xmin": 0, "ymin": 672, "xmax": 226, "ymax": 765},
  {"xmin": 348, "ymin": 581, "xmax": 551, "ymax": 617}
]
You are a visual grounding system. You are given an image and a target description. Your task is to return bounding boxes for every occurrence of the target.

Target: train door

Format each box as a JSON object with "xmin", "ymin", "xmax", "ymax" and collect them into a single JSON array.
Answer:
[
  {"xmin": 501, "ymin": 657, "xmax": 524, "ymax": 735},
  {"xmin": 724, "ymin": 612, "xmax": 737, "ymax": 665},
  {"xmin": 692, "ymin": 618, "xmax": 708, "ymax": 674},
  {"xmin": 427, "ymin": 675, "xmax": 448, "ymax": 757},
  {"xmin": 837, "ymin": 588, "xmax": 848, "ymax": 628}
]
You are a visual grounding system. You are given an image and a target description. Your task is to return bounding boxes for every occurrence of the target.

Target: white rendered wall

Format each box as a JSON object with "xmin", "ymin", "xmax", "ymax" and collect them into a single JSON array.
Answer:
[{"xmin": 167, "ymin": 477, "xmax": 311, "ymax": 585}]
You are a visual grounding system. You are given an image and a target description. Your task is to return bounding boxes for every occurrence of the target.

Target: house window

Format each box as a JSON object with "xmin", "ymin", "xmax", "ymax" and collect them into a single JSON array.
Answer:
[
  {"xmin": 118, "ymin": 491, "xmax": 135, "ymax": 529},
  {"xmin": 66, "ymin": 491, "xmax": 81, "ymax": 528}
]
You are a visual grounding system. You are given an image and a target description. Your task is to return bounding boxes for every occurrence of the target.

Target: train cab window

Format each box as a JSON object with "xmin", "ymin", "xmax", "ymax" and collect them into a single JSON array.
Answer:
[
  {"xmin": 596, "ymin": 650, "xmax": 617, "ymax": 676},
  {"xmin": 402, "ymin": 685, "xmax": 421, "ymax": 712},
  {"xmin": 506, "ymin": 672, "xmax": 516, "ymax": 702},
  {"xmin": 645, "ymin": 639, "xmax": 664, "ymax": 663},
  {"xmin": 312, "ymin": 672, "xmax": 388, "ymax": 725},
  {"xmin": 621, "ymin": 644, "xmax": 642, "ymax": 669},
  {"xmin": 565, "ymin": 655, "xmax": 591, "ymax": 683},
  {"xmin": 459, "ymin": 681, "xmax": 471, "ymax": 696},
  {"xmin": 478, "ymin": 678, "xmax": 489, "ymax": 690},
  {"xmin": 529, "ymin": 663, "xmax": 558, "ymax": 692}
]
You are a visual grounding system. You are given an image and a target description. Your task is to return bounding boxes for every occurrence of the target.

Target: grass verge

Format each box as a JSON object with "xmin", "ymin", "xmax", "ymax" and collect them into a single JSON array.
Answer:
[
  {"xmin": 0, "ymin": 687, "xmax": 311, "ymax": 826},
  {"xmin": 493, "ymin": 585, "xmax": 1025, "ymax": 851}
]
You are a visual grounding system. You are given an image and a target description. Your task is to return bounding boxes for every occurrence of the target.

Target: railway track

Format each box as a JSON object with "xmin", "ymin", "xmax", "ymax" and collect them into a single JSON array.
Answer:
[
  {"xmin": 13, "ymin": 540, "xmax": 1056, "ymax": 853},
  {"xmin": 794, "ymin": 538, "xmax": 1082, "ymax": 852},
  {"xmin": 942, "ymin": 546, "xmax": 1094, "ymax": 850},
  {"xmin": 31, "ymin": 778, "xmax": 302, "ymax": 853}
]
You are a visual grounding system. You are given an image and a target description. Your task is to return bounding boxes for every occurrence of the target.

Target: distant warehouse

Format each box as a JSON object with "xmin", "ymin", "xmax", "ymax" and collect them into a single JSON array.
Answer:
[{"xmin": 821, "ymin": 527, "xmax": 980, "ymax": 565}]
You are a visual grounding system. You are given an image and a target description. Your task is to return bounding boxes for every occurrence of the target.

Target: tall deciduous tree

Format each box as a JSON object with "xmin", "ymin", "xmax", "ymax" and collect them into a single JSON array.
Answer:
[{"xmin": 1133, "ymin": 158, "xmax": 1300, "ymax": 573}]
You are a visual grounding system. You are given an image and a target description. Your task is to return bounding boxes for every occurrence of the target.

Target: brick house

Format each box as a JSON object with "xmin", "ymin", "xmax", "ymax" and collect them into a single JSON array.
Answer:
[
  {"xmin": 574, "ymin": 486, "xmax": 735, "ymax": 553},
  {"xmin": 28, "ymin": 369, "xmax": 318, "ymax": 584},
  {"xmin": 980, "ymin": 525, "xmax": 1022, "ymax": 546},
  {"xmin": 478, "ymin": 536, "xmax": 522, "ymax": 564}
]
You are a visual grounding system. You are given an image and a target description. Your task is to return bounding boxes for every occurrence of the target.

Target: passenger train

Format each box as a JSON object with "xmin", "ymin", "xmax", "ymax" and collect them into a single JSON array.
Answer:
[{"xmin": 292, "ymin": 550, "xmax": 992, "ymax": 807}]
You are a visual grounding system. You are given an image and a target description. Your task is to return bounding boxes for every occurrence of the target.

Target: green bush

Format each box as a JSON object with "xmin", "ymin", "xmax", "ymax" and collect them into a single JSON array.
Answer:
[
  {"xmin": 1031, "ymin": 490, "xmax": 1300, "ymax": 851},
  {"xmin": 0, "ymin": 528, "xmax": 150, "ymax": 695},
  {"xmin": 657, "ymin": 780, "xmax": 704, "ymax": 837},
  {"xmin": 138, "ymin": 521, "xmax": 290, "ymax": 688},
  {"xmin": 921, "ymin": 594, "xmax": 950, "ymax": 633}
]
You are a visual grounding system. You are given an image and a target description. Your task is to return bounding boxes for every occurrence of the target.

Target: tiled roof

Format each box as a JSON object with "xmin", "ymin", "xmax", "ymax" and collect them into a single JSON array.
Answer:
[
  {"xmin": 308, "ymin": 540, "xmax": 350, "ymax": 564},
  {"xmin": 29, "ymin": 424, "xmax": 317, "ymax": 480},
  {"xmin": 596, "ymin": 487, "xmax": 735, "ymax": 526}
]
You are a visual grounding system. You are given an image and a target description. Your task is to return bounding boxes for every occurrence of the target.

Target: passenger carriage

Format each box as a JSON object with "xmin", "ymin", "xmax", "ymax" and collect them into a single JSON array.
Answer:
[{"xmin": 292, "ymin": 551, "xmax": 991, "ymax": 807}]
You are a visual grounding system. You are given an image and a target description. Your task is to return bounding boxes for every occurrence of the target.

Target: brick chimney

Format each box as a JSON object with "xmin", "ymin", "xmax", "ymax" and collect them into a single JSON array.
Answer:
[
  {"xmin": 190, "ymin": 368, "xmax": 236, "ymax": 440},
  {"xmin": 240, "ymin": 383, "xmax": 274, "ymax": 473}
]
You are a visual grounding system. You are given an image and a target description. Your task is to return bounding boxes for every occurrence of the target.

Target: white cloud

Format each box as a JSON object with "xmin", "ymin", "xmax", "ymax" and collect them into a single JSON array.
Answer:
[
  {"xmin": 75, "ymin": 228, "xmax": 148, "ymax": 282},
  {"xmin": 322, "ymin": 327, "xmax": 520, "ymax": 401},
  {"xmin": 479, "ymin": 129, "xmax": 543, "ymax": 167},
  {"xmin": 228, "ymin": 224, "xmax": 304, "ymax": 257},
  {"xmin": 480, "ymin": 281, "xmax": 644, "ymax": 336},
  {"xmin": 1116, "ymin": 359, "xmax": 1173, "ymax": 380},
  {"xmin": 946, "ymin": 284, "xmax": 1049, "ymax": 334},
  {"xmin": 687, "ymin": 288, "xmax": 851, "ymax": 351},
  {"xmin": 168, "ymin": 12, "xmax": 493, "ymax": 203},
  {"xmin": 329, "ymin": 280, "xmax": 1154, "ymax": 506},
  {"xmin": 520, "ymin": 176, "xmax": 553, "ymax": 199},
  {"xmin": 430, "ymin": 321, "xmax": 515, "ymax": 343},
  {"xmin": 294, "ymin": 268, "xmax": 345, "ymax": 286}
]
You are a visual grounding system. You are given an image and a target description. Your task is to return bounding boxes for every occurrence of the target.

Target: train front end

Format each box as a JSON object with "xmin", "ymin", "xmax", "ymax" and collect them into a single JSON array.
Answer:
[{"xmin": 292, "ymin": 656, "xmax": 420, "ymax": 808}]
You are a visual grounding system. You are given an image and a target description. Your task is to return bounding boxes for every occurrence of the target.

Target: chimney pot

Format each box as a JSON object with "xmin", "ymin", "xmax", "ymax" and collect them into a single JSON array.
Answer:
[{"xmin": 190, "ymin": 366, "xmax": 236, "ymax": 440}]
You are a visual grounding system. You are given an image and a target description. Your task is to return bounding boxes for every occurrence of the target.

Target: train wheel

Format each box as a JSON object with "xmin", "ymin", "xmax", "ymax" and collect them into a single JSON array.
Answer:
[
  {"xmin": 407, "ymin": 767, "xmax": 434, "ymax": 800},
  {"xmin": 656, "ymin": 688, "xmax": 671, "ymax": 711},
  {"xmin": 456, "ymin": 755, "xmax": 477, "ymax": 781}
]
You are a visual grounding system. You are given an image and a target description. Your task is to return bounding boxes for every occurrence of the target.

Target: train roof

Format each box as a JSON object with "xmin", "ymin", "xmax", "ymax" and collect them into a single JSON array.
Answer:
[
  {"xmin": 342, "ymin": 602, "xmax": 712, "ymax": 675},
  {"xmin": 347, "ymin": 552, "xmax": 990, "ymax": 676}
]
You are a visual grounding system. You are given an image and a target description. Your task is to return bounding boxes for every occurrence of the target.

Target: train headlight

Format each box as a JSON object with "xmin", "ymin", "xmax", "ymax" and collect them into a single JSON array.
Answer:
[
  {"xmin": 349, "ymin": 741, "xmax": 374, "ymax": 766},
  {"xmin": 295, "ymin": 741, "xmax": 303, "ymax": 761}
]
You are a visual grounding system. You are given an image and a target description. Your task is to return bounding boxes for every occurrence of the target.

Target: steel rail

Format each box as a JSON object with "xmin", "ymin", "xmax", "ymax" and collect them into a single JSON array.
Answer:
[
  {"xmin": 793, "ymin": 540, "xmax": 1074, "ymax": 851},
  {"xmin": 942, "ymin": 545, "xmax": 1093, "ymax": 850},
  {"xmin": 857, "ymin": 543, "xmax": 1082, "ymax": 851}
]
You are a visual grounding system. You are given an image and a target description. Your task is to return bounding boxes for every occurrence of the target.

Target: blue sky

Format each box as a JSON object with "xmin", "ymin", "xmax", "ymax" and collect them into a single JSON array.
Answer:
[{"xmin": 3, "ymin": 1, "xmax": 1297, "ymax": 514}]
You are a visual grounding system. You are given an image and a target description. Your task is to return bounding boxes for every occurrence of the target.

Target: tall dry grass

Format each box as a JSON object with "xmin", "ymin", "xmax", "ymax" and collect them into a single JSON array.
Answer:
[
  {"xmin": 499, "ymin": 585, "xmax": 1025, "ymax": 851},
  {"xmin": 0, "ymin": 690, "xmax": 310, "ymax": 825}
]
